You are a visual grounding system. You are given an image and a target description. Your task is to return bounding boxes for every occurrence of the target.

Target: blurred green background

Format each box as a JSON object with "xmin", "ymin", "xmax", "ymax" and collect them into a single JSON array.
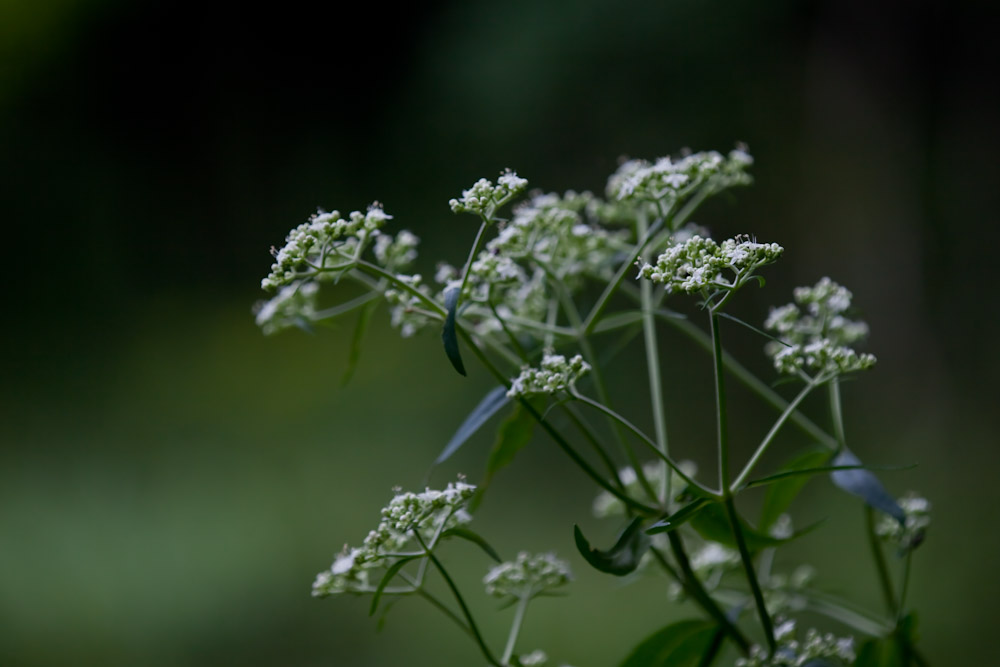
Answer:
[{"xmin": 2, "ymin": 0, "xmax": 998, "ymax": 664}]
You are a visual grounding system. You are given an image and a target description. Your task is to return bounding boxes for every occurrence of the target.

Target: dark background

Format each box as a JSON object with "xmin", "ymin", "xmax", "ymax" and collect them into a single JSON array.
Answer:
[{"xmin": 2, "ymin": 1, "xmax": 998, "ymax": 664}]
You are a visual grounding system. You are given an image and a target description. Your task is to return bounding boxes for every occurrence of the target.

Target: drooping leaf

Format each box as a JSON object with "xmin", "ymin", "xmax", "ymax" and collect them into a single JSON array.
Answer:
[
  {"xmin": 433, "ymin": 386, "xmax": 509, "ymax": 465},
  {"xmin": 830, "ymin": 449, "xmax": 905, "ymax": 522},
  {"xmin": 646, "ymin": 498, "xmax": 714, "ymax": 535},
  {"xmin": 757, "ymin": 450, "xmax": 832, "ymax": 531},
  {"xmin": 342, "ymin": 298, "xmax": 379, "ymax": 386},
  {"xmin": 574, "ymin": 517, "xmax": 650, "ymax": 576},
  {"xmin": 441, "ymin": 286, "xmax": 466, "ymax": 376},
  {"xmin": 619, "ymin": 619, "xmax": 719, "ymax": 667},
  {"xmin": 369, "ymin": 556, "xmax": 419, "ymax": 616},
  {"xmin": 470, "ymin": 397, "xmax": 542, "ymax": 509},
  {"xmin": 441, "ymin": 527, "xmax": 502, "ymax": 563}
]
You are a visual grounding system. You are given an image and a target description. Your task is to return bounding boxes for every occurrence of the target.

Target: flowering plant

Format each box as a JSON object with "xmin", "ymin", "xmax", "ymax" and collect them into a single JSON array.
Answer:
[{"xmin": 256, "ymin": 148, "xmax": 928, "ymax": 666}]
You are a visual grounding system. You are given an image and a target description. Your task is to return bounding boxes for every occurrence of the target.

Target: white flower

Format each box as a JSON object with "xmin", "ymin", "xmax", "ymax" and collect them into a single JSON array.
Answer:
[
  {"xmin": 449, "ymin": 169, "xmax": 529, "ymax": 218},
  {"xmin": 507, "ymin": 353, "xmax": 591, "ymax": 397},
  {"xmin": 483, "ymin": 552, "xmax": 572, "ymax": 599}
]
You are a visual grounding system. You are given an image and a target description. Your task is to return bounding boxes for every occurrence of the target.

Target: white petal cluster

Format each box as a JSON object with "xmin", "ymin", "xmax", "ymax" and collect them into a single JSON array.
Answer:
[
  {"xmin": 262, "ymin": 204, "xmax": 392, "ymax": 290},
  {"xmin": 736, "ymin": 622, "xmax": 855, "ymax": 666},
  {"xmin": 607, "ymin": 148, "xmax": 753, "ymax": 210},
  {"xmin": 764, "ymin": 277, "xmax": 876, "ymax": 376},
  {"xmin": 253, "ymin": 281, "xmax": 319, "ymax": 335},
  {"xmin": 637, "ymin": 235, "xmax": 783, "ymax": 295},
  {"xmin": 384, "ymin": 273, "xmax": 434, "ymax": 338},
  {"xmin": 483, "ymin": 552, "xmax": 572, "ymax": 599},
  {"xmin": 507, "ymin": 353, "xmax": 591, "ymax": 397},
  {"xmin": 762, "ymin": 564, "xmax": 815, "ymax": 616},
  {"xmin": 373, "ymin": 229, "xmax": 420, "ymax": 272},
  {"xmin": 876, "ymin": 492, "xmax": 931, "ymax": 552},
  {"xmin": 449, "ymin": 169, "xmax": 529, "ymax": 218},
  {"xmin": 311, "ymin": 480, "xmax": 475, "ymax": 598}
]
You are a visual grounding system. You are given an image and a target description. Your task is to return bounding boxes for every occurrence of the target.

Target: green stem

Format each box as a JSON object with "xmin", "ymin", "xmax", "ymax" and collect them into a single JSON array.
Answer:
[
  {"xmin": 661, "ymin": 314, "xmax": 837, "ymax": 450},
  {"xmin": 457, "ymin": 221, "xmax": 490, "ymax": 303},
  {"xmin": 561, "ymin": 405, "xmax": 626, "ymax": 490},
  {"xmin": 723, "ymin": 496, "xmax": 776, "ymax": 655},
  {"xmin": 664, "ymin": 532, "xmax": 751, "ymax": 654},
  {"xmin": 638, "ymin": 213, "xmax": 671, "ymax": 505},
  {"xmin": 414, "ymin": 587, "xmax": 473, "ymax": 638},
  {"xmin": 570, "ymin": 391, "xmax": 713, "ymax": 497},
  {"xmin": 898, "ymin": 548, "xmax": 913, "ymax": 625},
  {"xmin": 709, "ymin": 310, "xmax": 730, "ymax": 492},
  {"xmin": 417, "ymin": 534, "xmax": 501, "ymax": 667},
  {"xmin": 829, "ymin": 377, "xmax": 847, "ymax": 450},
  {"xmin": 866, "ymin": 507, "xmax": 898, "ymax": 618},
  {"xmin": 731, "ymin": 377, "xmax": 823, "ymax": 490},
  {"xmin": 501, "ymin": 594, "xmax": 532, "ymax": 665}
]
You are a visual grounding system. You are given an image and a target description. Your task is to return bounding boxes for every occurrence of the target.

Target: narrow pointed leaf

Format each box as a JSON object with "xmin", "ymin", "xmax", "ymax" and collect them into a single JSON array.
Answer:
[
  {"xmin": 757, "ymin": 450, "xmax": 831, "ymax": 530},
  {"xmin": 574, "ymin": 517, "xmax": 650, "ymax": 576},
  {"xmin": 441, "ymin": 527, "xmax": 502, "ymax": 563},
  {"xmin": 369, "ymin": 556, "xmax": 418, "ymax": 616},
  {"xmin": 441, "ymin": 286, "xmax": 466, "ymax": 376},
  {"xmin": 830, "ymin": 449, "xmax": 905, "ymax": 522},
  {"xmin": 619, "ymin": 619, "xmax": 719, "ymax": 667},
  {"xmin": 646, "ymin": 498, "xmax": 713, "ymax": 535},
  {"xmin": 470, "ymin": 397, "xmax": 542, "ymax": 510},
  {"xmin": 718, "ymin": 310, "xmax": 786, "ymax": 345},
  {"xmin": 434, "ymin": 386, "xmax": 509, "ymax": 465}
]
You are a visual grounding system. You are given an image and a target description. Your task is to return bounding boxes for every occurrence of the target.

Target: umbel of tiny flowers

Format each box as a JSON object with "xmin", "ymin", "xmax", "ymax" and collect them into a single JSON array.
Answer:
[
  {"xmin": 483, "ymin": 552, "xmax": 572, "ymax": 600},
  {"xmin": 311, "ymin": 479, "xmax": 475, "ymax": 598},
  {"xmin": 735, "ymin": 620, "xmax": 855, "ymax": 667},
  {"xmin": 506, "ymin": 353, "xmax": 591, "ymax": 398},
  {"xmin": 764, "ymin": 277, "xmax": 876, "ymax": 376},
  {"xmin": 637, "ymin": 234, "xmax": 783, "ymax": 300},
  {"xmin": 876, "ymin": 492, "xmax": 931, "ymax": 553},
  {"xmin": 449, "ymin": 169, "xmax": 530, "ymax": 219}
]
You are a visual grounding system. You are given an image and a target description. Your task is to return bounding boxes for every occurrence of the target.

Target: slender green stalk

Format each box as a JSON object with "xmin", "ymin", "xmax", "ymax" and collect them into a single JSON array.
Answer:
[
  {"xmin": 709, "ymin": 310, "xmax": 730, "ymax": 492},
  {"xmin": 829, "ymin": 377, "xmax": 847, "ymax": 449},
  {"xmin": 732, "ymin": 377, "xmax": 823, "ymax": 490},
  {"xmin": 416, "ymin": 533, "xmax": 501, "ymax": 667},
  {"xmin": 866, "ymin": 507, "xmax": 898, "ymax": 618},
  {"xmin": 561, "ymin": 405, "xmax": 627, "ymax": 490},
  {"xmin": 664, "ymin": 532, "xmax": 751, "ymax": 654},
  {"xmin": 501, "ymin": 594, "xmax": 532, "ymax": 665},
  {"xmin": 898, "ymin": 549, "xmax": 913, "ymax": 625},
  {"xmin": 723, "ymin": 497, "xmax": 776, "ymax": 655},
  {"xmin": 457, "ymin": 221, "xmax": 490, "ymax": 302},
  {"xmin": 637, "ymin": 213, "xmax": 671, "ymax": 505},
  {"xmin": 414, "ymin": 587, "xmax": 473, "ymax": 638}
]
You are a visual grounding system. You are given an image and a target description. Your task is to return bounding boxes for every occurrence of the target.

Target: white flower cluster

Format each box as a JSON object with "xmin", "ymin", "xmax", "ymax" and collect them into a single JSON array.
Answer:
[
  {"xmin": 592, "ymin": 460, "xmax": 699, "ymax": 518},
  {"xmin": 764, "ymin": 277, "xmax": 876, "ymax": 376},
  {"xmin": 449, "ymin": 169, "xmax": 529, "ymax": 218},
  {"xmin": 876, "ymin": 492, "xmax": 931, "ymax": 552},
  {"xmin": 384, "ymin": 273, "xmax": 434, "ymax": 338},
  {"xmin": 253, "ymin": 281, "xmax": 319, "ymax": 335},
  {"xmin": 483, "ymin": 552, "xmax": 572, "ymax": 599},
  {"xmin": 607, "ymin": 148, "xmax": 754, "ymax": 211},
  {"xmin": 762, "ymin": 564, "xmax": 815, "ymax": 616},
  {"xmin": 311, "ymin": 480, "xmax": 475, "ymax": 598},
  {"xmin": 667, "ymin": 539, "xmax": 740, "ymax": 600},
  {"xmin": 637, "ymin": 235, "xmax": 784, "ymax": 295},
  {"xmin": 262, "ymin": 204, "xmax": 392, "ymax": 290},
  {"xmin": 736, "ymin": 621, "xmax": 855, "ymax": 667},
  {"xmin": 507, "ymin": 353, "xmax": 591, "ymax": 397},
  {"xmin": 373, "ymin": 230, "xmax": 420, "ymax": 273}
]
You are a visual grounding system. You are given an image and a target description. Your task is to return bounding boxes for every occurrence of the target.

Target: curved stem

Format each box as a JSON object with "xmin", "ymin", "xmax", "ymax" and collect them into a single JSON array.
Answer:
[
  {"xmin": 709, "ymin": 310, "xmax": 730, "ymax": 493},
  {"xmin": 866, "ymin": 507, "xmax": 898, "ymax": 618},
  {"xmin": 501, "ymin": 594, "xmax": 532, "ymax": 665},
  {"xmin": 414, "ymin": 587, "xmax": 473, "ymax": 638},
  {"xmin": 723, "ymin": 497, "xmax": 776, "ymax": 656}
]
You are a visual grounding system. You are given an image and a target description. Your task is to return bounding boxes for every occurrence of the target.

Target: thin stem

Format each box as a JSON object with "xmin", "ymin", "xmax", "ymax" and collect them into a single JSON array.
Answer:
[
  {"xmin": 501, "ymin": 594, "xmax": 532, "ymax": 665},
  {"xmin": 416, "ymin": 533, "xmax": 501, "ymax": 667},
  {"xmin": 866, "ymin": 507, "xmax": 898, "ymax": 618},
  {"xmin": 570, "ymin": 391, "xmax": 713, "ymax": 497},
  {"xmin": 709, "ymin": 310, "xmax": 730, "ymax": 492},
  {"xmin": 731, "ymin": 377, "xmax": 823, "ymax": 490},
  {"xmin": 561, "ymin": 404, "xmax": 626, "ymax": 490},
  {"xmin": 665, "ymin": 532, "xmax": 751, "ymax": 654},
  {"xmin": 638, "ymin": 212, "xmax": 671, "ymax": 505},
  {"xmin": 723, "ymin": 496, "xmax": 776, "ymax": 655},
  {"xmin": 660, "ymin": 314, "xmax": 837, "ymax": 450},
  {"xmin": 829, "ymin": 377, "xmax": 847, "ymax": 449},
  {"xmin": 414, "ymin": 587, "xmax": 473, "ymax": 638},
  {"xmin": 898, "ymin": 549, "xmax": 913, "ymax": 625},
  {"xmin": 457, "ymin": 221, "xmax": 490, "ymax": 302}
]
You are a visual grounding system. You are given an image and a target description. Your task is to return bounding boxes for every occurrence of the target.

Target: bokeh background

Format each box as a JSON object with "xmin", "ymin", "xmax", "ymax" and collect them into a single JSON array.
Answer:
[{"xmin": 2, "ymin": 0, "xmax": 998, "ymax": 664}]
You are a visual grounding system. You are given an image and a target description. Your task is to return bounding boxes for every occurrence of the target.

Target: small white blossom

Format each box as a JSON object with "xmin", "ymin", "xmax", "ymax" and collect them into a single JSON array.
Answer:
[
  {"xmin": 637, "ymin": 234, "xmax": 783, "ymax": 295},
  {"xmin": 253, "ymin": 281, "xmax": 319, "ymax": 335},
  {"xmin": 736, "ymin": 622, "xmax": 855, "ymax": 666},
  {"xmin": 876, "ymin": 492, "xmax": 931, "ymax": 552},
  {"xmin": 449, "ymin": 169, "xmax": 529, "ymax": 218},
  {"xmin": 507, "ymin": 353, "xmax": 591, "ymax": 397},
  {"xmin": 483, "ymin": 552, "xmax": 572, "ymax": 599}
]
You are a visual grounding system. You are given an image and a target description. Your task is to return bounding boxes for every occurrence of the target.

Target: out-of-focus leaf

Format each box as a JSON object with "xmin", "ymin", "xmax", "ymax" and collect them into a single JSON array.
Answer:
[
  {"xmin": 690, "ymin": 503, "xmax": 797, "ymax": 552},
  {"xmin": 442, "ymin": 286, "xmax": 466, "ymax": 376},
  {"xmin": 619, "ymin": 619, "xmax": 719, "ymax": 667},
  {"xmin": 433, "ymin": 386, "xmax": 509, "ymax": 465},
  {"xmin": 757, "ymin": 450, "xmax": 831, "ymax": 530},
  {"xmin": 342, "ymin": 298, "xmax": 379, "ymax": 386},
  {"xmin": 470, "ymin": 397, "xmax": 542, "ymax": 509},
  {"xmin": 574, "ymin": 517, "xmax": 650, "ymax": 576},
  {"xmin": 830, "ymin": 449, "xmax": 905, "ymax": 522}
]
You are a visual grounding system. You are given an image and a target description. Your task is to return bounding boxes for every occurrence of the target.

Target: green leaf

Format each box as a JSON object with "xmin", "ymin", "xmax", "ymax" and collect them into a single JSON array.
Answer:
[
  {"xmin": 646, "ymin": 498, "xmax": 713, "ymax": 535},
  {"xmin": 441, "ymin": 527, "xmax": 502, "ymax": 563},
  {"xmin": 830, "ymin": 449, "xmax": 905, "ymax": 522},
  {"xmin": 690, "ymin": 503, "xmax": 789, "ymax": 552},
  {"xmin": 757, "ymin": 450, "xmax": 832, "ymax": 531},
  {"xmin": 574, "ymin": 517, "xmax": 650, "ymax": 576},
  {"xmin": 470, "ymin": 397, "xmax": 542, "ymax": 509},
  {"xmin": 433, "ymin": 386, "xmax": 509, "ymax": 465},
  {"xmin": 855, "ymin": 636, "xmax": 906, "ymax": 667},
  {"xmin": 369, "ymin": 556, "xmax": 419, "ymax": 616},
  {"xmin": 441, "ymin": 286, "xmax": 466, "ymax": 376},
  {"xmin": 619, "ymin": 619, "xmax": 719, "ymax": 667},
  {"xmin": 341, "ymin": 298, "xmax": 379, "ymax": 386}
]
